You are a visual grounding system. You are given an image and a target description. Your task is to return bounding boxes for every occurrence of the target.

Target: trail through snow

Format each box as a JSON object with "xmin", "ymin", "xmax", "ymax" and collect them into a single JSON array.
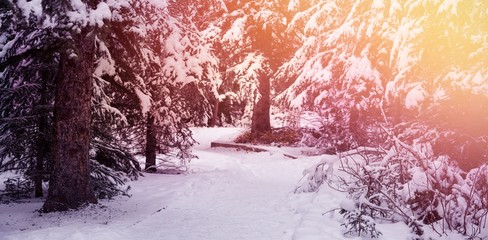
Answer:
[
  {"xmin": 124, "ymin": 149, "xmax": 307, "ymax": 238},
  {"xmin": 139, "ymin": 127, "xmax": 317, "ymax": 240},
  {"xmin": 0, "ymin": 128, "xmax": 316, "ymax": 240}
]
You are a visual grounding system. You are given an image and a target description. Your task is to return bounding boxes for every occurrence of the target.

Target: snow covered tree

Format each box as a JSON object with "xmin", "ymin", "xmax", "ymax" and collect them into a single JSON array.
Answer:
[
  {"xmin": 0, "ymin": 0, "xmax": 224, "ymax": 206},
  {"xmin": 168, "ymin": 0, "xmax": 227, "ymax": 29},
  {"xmin": 40, "ymin": 0, "xmax": 112, "ymax": 212},
  {"xmin": 384, "ymin": 0, "xmax": 488, "ymax": 170},
  {"xmin": 207, "ymin": 0, "xmax": 291, "ymax": 133},
  {"xmin": 275, "ymin": 0, "xmax": 393, "ymax": 150},
  {"xmin": 0, "ymin": 2, "xmax": 56, "ymax": 198},
  {"xmin": 93, "ymin": 0, "xmax": 221, "ymax": 172},
  {"xmin": 276, "ymin": 0, "xmax": 488, "ymax": 161},
  {"xmin": 1, "ymin": 0, "xmax": 141, "ymax": 202},
  {"xmin": 290, "ymin": 1, "xmax": 487, "ymax": 238},
  {"xmin": 0, "ymin": 0, "xmax": 145, "ymax": 209},
  {"xmin": 297, "ymin": 137, "xmax": 488, "ymax": 238},
  {"xmin": 143, "ymin": 1, "xmax": 221, "ymax": 171},
  {"xmin": 90, "ymin": 0, "xmax": 161, "ymax": 171}
]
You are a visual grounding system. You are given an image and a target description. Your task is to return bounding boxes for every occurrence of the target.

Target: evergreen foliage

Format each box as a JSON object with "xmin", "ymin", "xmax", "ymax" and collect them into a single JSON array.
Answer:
[
  {"xmin": 205, "ymin": 0, "xmax": 292, "ymax": 127},
  {"xmin": 93, "ymin": 0, "xmax": 219, "ymax": 171},
  {"xmin": 0, "ymin": 1, "xmax": 486, "ymax": 235},
  {"xmin": 0, "ymin": 177, "xmax": 34, "ymax": 201},
  {"xmin": 0, "ymin": 3, "xmax": 57, "ymax": 197},
  {"xmin": 275, "ymin": 0, "xmax": 488, "ymax": 164}
]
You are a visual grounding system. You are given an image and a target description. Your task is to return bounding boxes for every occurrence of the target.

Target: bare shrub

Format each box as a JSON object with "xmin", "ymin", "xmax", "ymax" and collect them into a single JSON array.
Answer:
[{"xmin": 296, "ymin": 131, "xmax": 488, "ymax": 239}]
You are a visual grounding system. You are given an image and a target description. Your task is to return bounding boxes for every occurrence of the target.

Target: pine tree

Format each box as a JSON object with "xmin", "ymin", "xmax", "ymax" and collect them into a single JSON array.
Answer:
[
  {"xmin": 143, "ymin": 1, "xmax": 220, "ymax": 171},
  {"xmin": 385, "ymin": 0, "xmax": 488, "ymax": 170},
  {"xmin": 93, "ymin": 0, "xmax": 220, "ymax": 172},
  {"xmin": 208, "ymin": 0, "xmax": 291, "ymax": 132},
  {"xmin": 0, "ymin": 0, "xmax": 139, "ymax": 202},
  {"xmin": 0, "ymin": 1, "xmax": 57, "ymax": 198},
  {"xmin": 1, "ymin": 0, "xmax": 221, "ymax": 205},
  {"xmin": 41, "ymin": 0, "xmax": 105, "ymax": 212},
  {"xmin": 275, "ymin": 0, "xmax": 391, "ymax": 150}
]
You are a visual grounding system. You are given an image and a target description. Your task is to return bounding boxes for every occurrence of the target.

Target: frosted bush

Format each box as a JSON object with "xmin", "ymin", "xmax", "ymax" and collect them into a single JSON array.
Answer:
[{"xmin": 297, "ymin": 138, "xmax": 488, "ymax": 239}]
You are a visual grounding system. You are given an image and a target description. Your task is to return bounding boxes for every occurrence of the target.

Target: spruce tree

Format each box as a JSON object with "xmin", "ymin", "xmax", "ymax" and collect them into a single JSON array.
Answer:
[
  {"xmin": 41, "ymin": 0, "xmax": 101, "ymax": 212},
  {"xmin": 208, "ymin": 0, "xmax": 291, "ymax": 131},
  {"xmin": 0, "ymin": 1, "xmax": 57, "ymax": 198}
]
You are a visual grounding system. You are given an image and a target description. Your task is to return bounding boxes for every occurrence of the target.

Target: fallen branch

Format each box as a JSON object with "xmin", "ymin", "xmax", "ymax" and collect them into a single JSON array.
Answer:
[{"xmin": 210, "ymin": 141, "xmax": 298, "ymax": 159}]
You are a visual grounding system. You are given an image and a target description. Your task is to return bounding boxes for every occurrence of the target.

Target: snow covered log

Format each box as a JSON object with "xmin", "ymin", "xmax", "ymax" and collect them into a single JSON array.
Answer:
[{"xmin": 210, "ymin": 141, "xmax": 298, "ymax": 159}]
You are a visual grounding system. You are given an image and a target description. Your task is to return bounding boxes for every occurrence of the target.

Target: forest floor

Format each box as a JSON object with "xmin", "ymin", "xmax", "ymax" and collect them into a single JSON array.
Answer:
[{"xmin": 0, "ymin": 127, "xmax": 447, "ymax": 240}]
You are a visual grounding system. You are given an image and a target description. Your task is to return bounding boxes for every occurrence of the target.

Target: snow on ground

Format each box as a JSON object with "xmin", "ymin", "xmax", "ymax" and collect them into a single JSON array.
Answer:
[{"xmin": 0, "ymin": 127, "xmax": 412, "ymax": 240}]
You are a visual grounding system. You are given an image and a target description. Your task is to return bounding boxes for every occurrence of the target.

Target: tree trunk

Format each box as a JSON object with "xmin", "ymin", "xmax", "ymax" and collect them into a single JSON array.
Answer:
[
  {"xmin": 34, "ymin": 105, "xmax": 47, "ymax": 198},
  {"xmin": 251, "ymin": 72, "xmax": 271, "ymax": 134},
  {"xmin": 145, "ymin": 115, "xmax": 157, "ymax": 172},
  {"xmin": 349, "ymin": 106, "xmax": 360, "ymax": 146},
  {"xmin": 251, "ymin": 20, "xmax": 273, "ymax": 135},
  {"xmin": 34, "ymin": 71, "xmax": 49, "ymax": 198},
  {"xmin": 210, "ymin": 97, "xmax": 220, "ymax": 127},
  {"xmin": 34, "ymin": 121, "xmax": 46, "ymax": 197},
  {"xmin": 42, "ymin": 28, "xmax": 97, "ymax": 212}
]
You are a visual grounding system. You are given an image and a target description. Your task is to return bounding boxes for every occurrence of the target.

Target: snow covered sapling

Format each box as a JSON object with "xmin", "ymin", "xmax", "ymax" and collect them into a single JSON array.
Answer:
[
  {"xmin": 335, "ymin": 150, "xmax": 396, "ymax": 238},
  {"xmin": 0, "ymin": 177, "xmax": 34, "ymax": 201},
  {"xmin": 340, "ymin": 208, "xmax": 382, "ymax": 238},
  {"xmin": 452, "ymin": 164, "xmax": 488, "ymax": 238}
]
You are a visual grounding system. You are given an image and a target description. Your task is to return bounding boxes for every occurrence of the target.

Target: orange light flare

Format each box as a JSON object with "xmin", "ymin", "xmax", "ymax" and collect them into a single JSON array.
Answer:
[{"xmin": 412, "ymin": 1, "xmax": 488, "ymax": 169}]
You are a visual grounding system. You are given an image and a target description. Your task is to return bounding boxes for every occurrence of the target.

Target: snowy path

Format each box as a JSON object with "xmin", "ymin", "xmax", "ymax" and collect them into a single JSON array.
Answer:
[
  {"xmin": 0, "ymin": 128, "xmax": 324, "ymax": 240},
  {"xmin": 127, "ymin": 152, "xmax": 300, "ymax": 239},
  {"xmin": 132, "ymin": 127, "xmax": 313, "ymax": 240}
]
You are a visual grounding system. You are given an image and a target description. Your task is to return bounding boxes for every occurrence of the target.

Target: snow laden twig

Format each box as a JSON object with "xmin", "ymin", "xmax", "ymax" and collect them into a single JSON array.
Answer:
[{"xmin": 294, "ymin": 155, "xmax": 338, "ymax": 193}]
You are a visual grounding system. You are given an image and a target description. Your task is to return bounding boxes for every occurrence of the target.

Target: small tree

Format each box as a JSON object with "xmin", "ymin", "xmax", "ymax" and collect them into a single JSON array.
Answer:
[{"xmin": 0, "ymin": 4, "xmax": 56, "ymax": 198}]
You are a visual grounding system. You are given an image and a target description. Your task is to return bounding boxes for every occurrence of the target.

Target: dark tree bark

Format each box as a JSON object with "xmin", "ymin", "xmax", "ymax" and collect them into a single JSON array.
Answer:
[
  {"xmin": 250, "ymin": 18, "xmax": 274, "ymax": 135},
  {"xmin": 251, "ymin": 72, "xmax": 271, "ymax": 134},
  {"xmin": 34, "ymin": 88, "xmax": 48, "ymax": 197},
  {"xmin": 145, "ymin": 115, "xmax": 157, "ymax": 172},
  {"xmin": 34, "ymin": 121, "xmax": 47, "ymax": 197},
  {"xmin": 34, "ymin": 71, "xmax": 47, "ymax": 197},
  {"xmin": 34, "ymin": 68, "xmax": 54, "ymax": 198},
  {"xmin": 42, "ymin": 28, "xmax": 97, "ymax": 212},
  {"xmin": 210, "ymin": 97, "xmax": 220, "ymax": 127}
]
